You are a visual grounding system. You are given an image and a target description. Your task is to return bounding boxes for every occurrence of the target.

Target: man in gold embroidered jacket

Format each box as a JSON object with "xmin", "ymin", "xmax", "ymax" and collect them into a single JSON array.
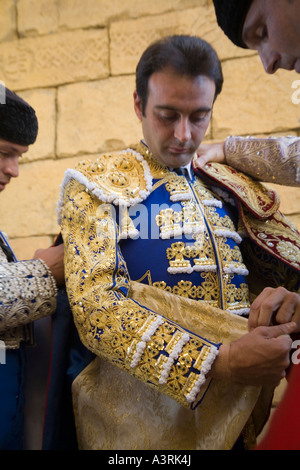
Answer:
[{"xmin": 59, "ymin": 36, "xmax": 300, "ymax": 450}]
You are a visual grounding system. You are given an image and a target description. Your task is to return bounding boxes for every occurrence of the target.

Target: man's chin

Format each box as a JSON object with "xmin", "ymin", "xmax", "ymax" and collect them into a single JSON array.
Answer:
[{"xmin": 168, "ymin": 153, "xmax": 194, "ymax": 167}]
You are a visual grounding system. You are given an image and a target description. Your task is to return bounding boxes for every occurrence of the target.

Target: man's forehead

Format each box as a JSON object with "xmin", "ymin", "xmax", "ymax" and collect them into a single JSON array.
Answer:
[
  {"xmin": 147, "ymin": 71, "xmax": 216, "ymax": 107},
  {"xmin": 148, "ymin": 70, "xmax": 215, "ymax": 92},
  {"xmin": 0, "ymin": 138, "xmax": 28, "ymax": 153}
]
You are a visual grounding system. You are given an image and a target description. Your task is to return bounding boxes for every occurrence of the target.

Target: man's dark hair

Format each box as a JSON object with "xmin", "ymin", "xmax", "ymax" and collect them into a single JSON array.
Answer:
[{"xmin": 136, "ymin": 35, "xmax": 223, "ymax": 115}]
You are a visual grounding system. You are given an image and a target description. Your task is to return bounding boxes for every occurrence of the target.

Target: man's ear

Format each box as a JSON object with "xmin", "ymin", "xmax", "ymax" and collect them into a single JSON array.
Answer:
[{"xmin": 133, "ymin": 90, "xmax": 143, "ymax": 121}]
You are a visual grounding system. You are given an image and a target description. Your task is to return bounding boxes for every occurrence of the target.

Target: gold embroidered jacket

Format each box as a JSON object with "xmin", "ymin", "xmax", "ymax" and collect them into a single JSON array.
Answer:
[
  {"xmin": 0, "ymin": 233, "xmax": 58, "ymax": 349},
  {"xmin": 59, "ymin": 142, "xmax": 300, "ymax": 413},
  {"xmin": 224, "ymin": 135, "xmax": 300, "ymax": 187}
]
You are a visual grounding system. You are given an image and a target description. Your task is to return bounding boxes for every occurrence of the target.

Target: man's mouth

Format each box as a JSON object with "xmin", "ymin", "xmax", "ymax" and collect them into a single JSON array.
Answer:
[
  {"xmin": 287, "ymin": 59, "xmax": 299, "ymax": 72},
  {"xmin": 169, "ymin": 146, "xmax": 192, "ymax": 154}
]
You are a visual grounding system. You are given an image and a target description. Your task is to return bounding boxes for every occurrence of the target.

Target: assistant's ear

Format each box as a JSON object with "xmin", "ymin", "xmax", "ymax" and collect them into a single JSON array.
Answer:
[{"xmin": 133, "ymin": 90, "xmax": 143, "ymax": 121}]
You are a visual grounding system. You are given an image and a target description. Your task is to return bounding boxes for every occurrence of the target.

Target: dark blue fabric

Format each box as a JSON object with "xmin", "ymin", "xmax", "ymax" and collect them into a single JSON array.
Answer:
[
  {"xmin": 42, "ymin": 288, "xmax": 95, "ymax": 450},
  {"xmin": 0, "ymin": 346, "xmax": 25, "ymax": 450}
]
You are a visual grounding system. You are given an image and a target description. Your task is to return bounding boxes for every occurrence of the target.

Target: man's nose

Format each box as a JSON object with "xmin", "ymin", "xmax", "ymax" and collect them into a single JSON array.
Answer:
[
  {"xmin": 4, "ymin": 156, "xmax": 19, "ymax": 178},
  {"xmin": 260, "ymin": 48, "xmax": 280, "ymax": 74},
  {"xmin": 174, "ymin": 117, "xmax": 191, "ymax": 142}
]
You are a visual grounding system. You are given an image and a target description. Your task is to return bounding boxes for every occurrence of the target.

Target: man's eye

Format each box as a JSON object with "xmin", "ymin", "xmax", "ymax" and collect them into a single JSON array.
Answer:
[
  {"xmin": 192, "ymin": 113, "xmax": 208, "ymax": 123},
  {"xmin": 160, "ymin": 114, "xmax": 176, "ymax": 121}
]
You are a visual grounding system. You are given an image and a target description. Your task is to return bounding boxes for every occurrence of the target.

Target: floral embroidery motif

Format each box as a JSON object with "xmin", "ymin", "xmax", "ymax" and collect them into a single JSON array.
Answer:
[
  {"xmin": 277, "ymin": 241, "xmax": 300, "ymax": 264},
  {"xmin": 166, "ymin": 242, "xmax": 193, "ymax": 274}
]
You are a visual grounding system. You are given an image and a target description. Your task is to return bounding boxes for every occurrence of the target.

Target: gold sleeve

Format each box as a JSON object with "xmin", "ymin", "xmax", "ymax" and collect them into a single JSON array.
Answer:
[{"xmin": 225, "ymin": 136, "xmax": 300, "ymax": 187}]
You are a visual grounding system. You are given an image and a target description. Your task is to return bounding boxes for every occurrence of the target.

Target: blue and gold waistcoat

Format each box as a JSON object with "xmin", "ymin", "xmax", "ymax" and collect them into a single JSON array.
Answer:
[
  {"xmin": 119, "ymin": 150, "xmax": 251, "ymax": 316},
  {"xmin": 59, "ymin": 141, "xmax": 300, "ymax": 409}
]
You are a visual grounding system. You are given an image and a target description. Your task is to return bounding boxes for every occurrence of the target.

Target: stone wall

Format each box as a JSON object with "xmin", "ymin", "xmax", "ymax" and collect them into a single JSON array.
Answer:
[{"xmin": 0, "ymin": 0, "xmax": 299, "ymax": 260}]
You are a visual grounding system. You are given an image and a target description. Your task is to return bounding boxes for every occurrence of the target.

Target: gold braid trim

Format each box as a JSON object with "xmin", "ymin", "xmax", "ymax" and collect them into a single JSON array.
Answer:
[{"xmin": 198, "ymin": 162, "xmax": 279, "ymax": 218}]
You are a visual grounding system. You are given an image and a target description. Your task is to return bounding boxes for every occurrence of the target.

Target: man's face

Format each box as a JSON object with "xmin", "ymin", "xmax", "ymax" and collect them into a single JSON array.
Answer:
[
  {"xmin": 242, "ymin": 0, "xmax": 300, "ymax": 73},
  {"xmin": 0, "ymin": 138, "xmax": 28, "ymax": 191},
  {"xmin": 134, "ymin": 68, "xmax": 216, "ymax": 169}
]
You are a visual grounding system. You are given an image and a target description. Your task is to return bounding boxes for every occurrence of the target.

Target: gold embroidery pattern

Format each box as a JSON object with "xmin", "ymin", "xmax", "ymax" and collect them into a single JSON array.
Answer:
[
  {"xmin": 222, "ymin": 275, "xmax": 250, "ymax": 313},
  {"xmin": 277, "ymin": 241, "xmax": 300, "ymax": 264},
  {"xmin": 225, "ymin": 136, "xmax": 300, "ymax": 187},
  {"xmin": 189, "ymin": 235, "xmax": 217, "ymax": 272},
  {"xmin": 166, "ymin": 242, "xmax": 193, "ymax": 274},
  {"xmin": 242, "ymin": 209, "xmax": 300, "ymax": 272},
  {"xmin": 165, "ymin": 176, "xmax": 192, "ymax": 201},
  {"xmin": 203, "ymin": 207, "xmax": 235, "ymax": 231},
  {"xmin": 146, "ymin": 152, "xmax": 251, "ymax": 313},
  {"xmin": 217, "ymin": 237, "xmax": 249, "ymax": 276},
  {"xmin": 196, "ymin": 273, "xmax": 220, "ymax": 306},
  {"xmin": 193, "ymin": 178, "xmax": 223, "ymax": 206},
  {"xmin": 165, "ymin": 237, "xmax": 217, "ymax": 274},
  {"xmin": 201, "ymin": 162, "xmax": 279, "ymax": 217},
  {"xmin": 74, "ymin": 150, "xmax": 151, "ymax": 205},
  {"xmin": 156, "ymin": 208, "xmax": 183, "ymax": 239},
  {"xmin": 0, "ymin": 251, "xmax": 57, "ymax": 348},
  {"xmin": 194, "ymin": 156, "xmax": 300, "ymax": 273},
  {"xmin": 156, "ymin": 202, "xmax": 205, "ymax": 240},
  {"xmin": 153, "ymin": 274, "xmax": 249, "ymax": 312},
  {"xmin": 241, "ymin": 240, "xmax": 300, "ymax": 295},
  {"xmin": 181, "ymin": 201, "xmax": 205, "ymax": 235}
]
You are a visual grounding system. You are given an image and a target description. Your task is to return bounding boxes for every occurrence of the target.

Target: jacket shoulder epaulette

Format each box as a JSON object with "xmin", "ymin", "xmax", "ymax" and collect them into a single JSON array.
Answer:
[{"xmin": 57, "ymin": 149, "xmax": 153, "ymax": 223}]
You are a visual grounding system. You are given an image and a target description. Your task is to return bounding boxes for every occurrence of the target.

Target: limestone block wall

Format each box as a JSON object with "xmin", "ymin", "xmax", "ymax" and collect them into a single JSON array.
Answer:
[{"xmin": 0, "ymin": 0, "xmax": 299, "ymax": 260}]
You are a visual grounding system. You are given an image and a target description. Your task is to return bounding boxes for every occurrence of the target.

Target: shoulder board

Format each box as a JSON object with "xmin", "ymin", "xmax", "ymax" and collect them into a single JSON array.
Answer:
[{"xmin": 60, "ymin": 149, "xmax": 153, "ymax": 208}]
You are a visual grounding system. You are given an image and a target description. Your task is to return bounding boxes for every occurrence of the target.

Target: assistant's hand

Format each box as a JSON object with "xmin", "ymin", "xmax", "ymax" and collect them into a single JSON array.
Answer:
[
  {"xmin": 229, "ymin": 322, "xmax": 296, "ymax": 386},
  {"xmin": 210, "ymin": 322, "xmax": 296, "ymax": 387},
  {"xmin": 194, "ymin": 142, "xmax": 226, "ymax": 168},
  {"xmin": 34, "ymin": 243, "xmax": 65, "ymax": 287},
  {"xmin": 249, "ymin": 287, "xmax": 300, "ymax": 333}
]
